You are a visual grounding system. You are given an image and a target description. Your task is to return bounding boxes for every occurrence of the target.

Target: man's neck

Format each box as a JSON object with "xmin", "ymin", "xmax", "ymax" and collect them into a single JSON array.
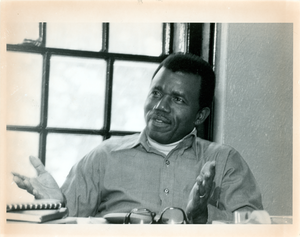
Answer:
[{"xmin": 147, "ymin": 128, "xmax": 197, "ymax": 155}]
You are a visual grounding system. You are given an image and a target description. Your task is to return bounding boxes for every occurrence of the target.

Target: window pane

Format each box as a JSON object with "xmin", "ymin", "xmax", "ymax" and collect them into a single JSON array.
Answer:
[
  {"xmin": 46, "ymin": 23, "xmax": 102, "ymax": 51},
  {"xmin": 6, "ymin": 22, "xmax": 39, "ymax": 44},
  {"xmin": 48, "ymin": 56, "xmax": 106, "ymax": 129},
  {"xmin": 6, "ymin": 131, "xmax": 39, "ymax": 202},
  {"xmin": 109, "ymin": 23, "xmax": 163, "ymax": 56},
  {"xmin": 111, "ymin": 61, "xmax": 158, "ymax": 131},
  {"xmin": 46, "ymin": 133, "xmax": 102, "ymax": 186},
  {"xmin": 6, "ymin": 52, "xmax": 42, "ymax": 126}
]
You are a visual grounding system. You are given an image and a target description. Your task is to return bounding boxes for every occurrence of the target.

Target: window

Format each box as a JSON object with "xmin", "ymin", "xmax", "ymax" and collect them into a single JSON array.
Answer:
[{"xmin": 6, "ymin": 23, "xmax": 216, "ymax": 186}]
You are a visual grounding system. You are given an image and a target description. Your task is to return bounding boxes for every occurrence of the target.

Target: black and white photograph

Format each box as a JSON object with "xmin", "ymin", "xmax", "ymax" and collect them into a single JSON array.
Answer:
[{"xmin": 1, "ymin": 1, "xmax": 299, "ymax": 237}]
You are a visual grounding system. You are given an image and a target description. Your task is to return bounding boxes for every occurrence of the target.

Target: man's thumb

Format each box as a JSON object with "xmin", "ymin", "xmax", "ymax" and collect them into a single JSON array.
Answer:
[{"xmin": 29, "ymin": 156, "xmax": 46, "ymax": 175}]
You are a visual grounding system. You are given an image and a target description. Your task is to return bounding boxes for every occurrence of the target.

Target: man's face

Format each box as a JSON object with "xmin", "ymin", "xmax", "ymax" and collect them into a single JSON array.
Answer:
[{"xmin": 144, "ymin": 67, "xmax": 201, "ymax": 144}]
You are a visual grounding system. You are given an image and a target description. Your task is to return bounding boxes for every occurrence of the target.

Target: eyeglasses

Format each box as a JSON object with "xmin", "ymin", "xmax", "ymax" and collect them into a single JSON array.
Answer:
[{"xmin": 124, "ymin": 207, "xmax": 188, "ymax": 224}]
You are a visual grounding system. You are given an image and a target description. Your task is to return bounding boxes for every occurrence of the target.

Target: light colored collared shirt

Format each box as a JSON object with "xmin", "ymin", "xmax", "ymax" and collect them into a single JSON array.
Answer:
[{"xmin": 61, "ymin": 129, "xmax": 263, "ymax": 223}]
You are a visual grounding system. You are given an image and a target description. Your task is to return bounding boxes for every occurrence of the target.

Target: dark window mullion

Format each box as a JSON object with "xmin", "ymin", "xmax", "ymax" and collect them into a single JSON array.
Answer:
[
  {"xmin": 7, "ymin": 44, "xmax": 165, "ymax": 63},
  {"xmin": 102, "ymin": 23, "xmax": 109, "ymax": 52},
  {"xmin": 103, "ymin": 58, "xmax": 114, "ymax": 140},
  {"xmin": 188, "ymin": 23, "xmax": 203, "ymax": 56},
  {"xmin": 6, "ymin": 125, "xmax": 41, "ymax": 133},
  {"xmin": 38, "ymin": 52, "xmax": 51, "ymax": 165},
  {"xmin": 39, "ymin": 131, "xmax": 48, "ymax": 165},
  {"xmin": 40, "ymin": 22, "xmax": 47, "ymax": 48},
  {"xmin": 206, "ymin": 23, "xmax": 217, "ymax": 142}
]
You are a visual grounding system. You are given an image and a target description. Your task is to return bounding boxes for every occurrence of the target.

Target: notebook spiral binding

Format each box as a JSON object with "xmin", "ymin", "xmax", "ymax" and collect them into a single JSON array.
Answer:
[{"xmin": 7, "ymin": 200, "xmax": 62, "ymax": 212}]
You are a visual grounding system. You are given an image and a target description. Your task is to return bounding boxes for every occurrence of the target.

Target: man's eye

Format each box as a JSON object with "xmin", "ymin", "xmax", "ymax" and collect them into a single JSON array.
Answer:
[
  {"xmin": 174, "ymin": 97, "xmax": 184, "ymax": 103},
  {"xmin": 152, "ymin": 90, "xmax": 161, "ymax": 97}
]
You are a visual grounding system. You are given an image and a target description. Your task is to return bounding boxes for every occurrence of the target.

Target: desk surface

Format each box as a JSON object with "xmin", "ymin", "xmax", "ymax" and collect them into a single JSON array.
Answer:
[
  {"xmin": 43, "ymin": 217, "xmax": 110, "ymax": 224},
  {"xmin": 8, "ymin": 215, "xmax": 293, "ymax": 224},
  {"xmin": 44, "ymin": 216, "xmax": 293, "ymax": 224}
]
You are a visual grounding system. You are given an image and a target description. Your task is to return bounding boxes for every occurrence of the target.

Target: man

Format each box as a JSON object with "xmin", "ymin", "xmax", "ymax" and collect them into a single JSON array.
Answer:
[{"xmin": 12, "ymin": 53, "xmax": 263, "ymax": 224}]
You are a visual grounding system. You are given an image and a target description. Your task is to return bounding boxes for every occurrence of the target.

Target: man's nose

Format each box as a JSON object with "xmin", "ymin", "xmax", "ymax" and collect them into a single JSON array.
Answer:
[{"xmin": 154, "ymin": 96, "xmax": 171, "ymax": 113}]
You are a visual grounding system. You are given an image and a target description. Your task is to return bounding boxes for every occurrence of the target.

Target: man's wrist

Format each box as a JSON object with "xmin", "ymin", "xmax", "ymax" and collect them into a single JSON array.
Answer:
[{"xmin": 187, "ymin": 206, "xmax": 208, "ymax": 224}]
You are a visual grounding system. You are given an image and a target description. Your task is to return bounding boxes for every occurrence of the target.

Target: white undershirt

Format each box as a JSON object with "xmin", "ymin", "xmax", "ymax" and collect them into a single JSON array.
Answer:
[{"xmin": 147, "ymin": 128, "xmax": 197, "ymax": 155}]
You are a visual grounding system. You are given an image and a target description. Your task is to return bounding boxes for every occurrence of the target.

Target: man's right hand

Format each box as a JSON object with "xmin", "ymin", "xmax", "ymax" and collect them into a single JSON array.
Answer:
[
  {"xmin": 186, "ymin": 161, "xmax": 215, "ymax": 224},
  {"xmin": 12, "ymin": 156, "xmax": 65, "ymax": 204}
]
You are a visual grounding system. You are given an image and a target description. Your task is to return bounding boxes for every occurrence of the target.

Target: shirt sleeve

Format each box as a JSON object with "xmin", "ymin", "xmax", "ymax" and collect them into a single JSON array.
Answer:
[
  {"xmin": 60, "ymin": 146, "xmax": 104, "ymax": 217},
  {"xmin": 208, "ymin": 149, "xmax": 263, "ymax": 222}
]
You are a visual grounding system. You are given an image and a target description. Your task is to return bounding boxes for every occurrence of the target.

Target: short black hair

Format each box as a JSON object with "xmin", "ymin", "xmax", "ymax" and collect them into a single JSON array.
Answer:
[{"xmin": 152, "ymin": 53, "xmax": 216, "ymax": 108}]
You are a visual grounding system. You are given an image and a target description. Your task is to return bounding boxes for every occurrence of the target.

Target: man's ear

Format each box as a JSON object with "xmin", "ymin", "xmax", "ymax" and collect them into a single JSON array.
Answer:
[{"xmin": 195, "ymin": 107, "xmax": 210, "ymax": 126}]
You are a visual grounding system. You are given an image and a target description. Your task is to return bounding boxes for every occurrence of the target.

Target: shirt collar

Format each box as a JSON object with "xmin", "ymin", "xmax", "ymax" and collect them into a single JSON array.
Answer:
[
  {"xmin": 112, "ymin": 128, "xmax": 198, "ymax": 154},
  {"xmin": 137, "ymin": 128, "xmax": 197, "ymax": 152}
]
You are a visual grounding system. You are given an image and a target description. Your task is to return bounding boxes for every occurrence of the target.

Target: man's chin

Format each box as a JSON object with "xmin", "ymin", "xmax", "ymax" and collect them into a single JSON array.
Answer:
[{"xmin": 146, "ymin": 129, "xmax": 170, "ymax": 144}]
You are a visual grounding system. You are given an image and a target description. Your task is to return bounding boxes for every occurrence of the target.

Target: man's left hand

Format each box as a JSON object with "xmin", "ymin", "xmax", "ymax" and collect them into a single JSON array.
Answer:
[{"xmin": 186, "ymin": 161, "xmax": 215, "ymax": 224}]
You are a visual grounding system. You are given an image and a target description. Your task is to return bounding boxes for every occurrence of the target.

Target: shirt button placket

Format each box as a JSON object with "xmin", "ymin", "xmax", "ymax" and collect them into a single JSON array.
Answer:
[
  {"xmin": 160, "ymin": 156, "xmax": 173, "ymax": 208},
  {"xmin": 164, "ymin": 160, "xmax": 170, "ymax": 197}
]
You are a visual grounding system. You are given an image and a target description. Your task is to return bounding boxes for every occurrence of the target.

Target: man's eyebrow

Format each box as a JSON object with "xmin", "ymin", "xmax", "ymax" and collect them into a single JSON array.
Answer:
[
  {"xmin": 171, "ymin": 90, "xmax": 186, "ymax": 97},
  {"xmin": 151, "ymin": 86, "xmax": 188, "ymax": 99},
  {"xmin": 151, "ymin": 85, "xmax": 162, "ymax": 90}
]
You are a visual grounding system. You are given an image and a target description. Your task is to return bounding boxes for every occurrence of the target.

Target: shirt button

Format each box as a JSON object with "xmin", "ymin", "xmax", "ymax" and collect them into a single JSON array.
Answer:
[
  {"xmin": 165, "ymin": 160, "xmax": 170, "ymax": 165},
  {"xmin": 164, "ymin": 188, "xmax": 169, "ymax": 194}
]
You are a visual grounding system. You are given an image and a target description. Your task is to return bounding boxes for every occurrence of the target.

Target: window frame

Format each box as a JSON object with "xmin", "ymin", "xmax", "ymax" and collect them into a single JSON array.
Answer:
[{"xmin": 6, "ymin": 22, "xmax": 216, "ymax": 165}]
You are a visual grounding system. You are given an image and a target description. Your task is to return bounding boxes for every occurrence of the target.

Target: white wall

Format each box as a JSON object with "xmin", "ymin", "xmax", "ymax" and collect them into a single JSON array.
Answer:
[{"xmin": 214, "ymin": 23, "xmax": 293, "ymax": 216}]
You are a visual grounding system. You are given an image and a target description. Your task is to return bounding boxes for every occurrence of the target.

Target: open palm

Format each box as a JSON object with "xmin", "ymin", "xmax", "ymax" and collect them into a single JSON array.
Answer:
[{"xmin": 12, "ymin": 156, "xmax": 64, "ymax": 203}]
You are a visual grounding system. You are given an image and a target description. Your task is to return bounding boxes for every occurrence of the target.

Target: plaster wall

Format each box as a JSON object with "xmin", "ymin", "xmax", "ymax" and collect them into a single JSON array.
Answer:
[{"xmin": 214, "ymin": 23, "xmax": 293, "ymax": 216}]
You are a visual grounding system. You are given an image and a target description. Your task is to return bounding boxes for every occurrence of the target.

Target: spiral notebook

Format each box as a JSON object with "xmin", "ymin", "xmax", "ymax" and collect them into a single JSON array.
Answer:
[
  {"xmin": 6, "ymin": 207, "xmax": 68, "ymax": 223},
  {"xmin": 6, "ymin": 199, "xmax": 62, "ymax": 212},
  {"xmin": 6, "ymin": 199, "xmax": 66, "ymax": 223}
]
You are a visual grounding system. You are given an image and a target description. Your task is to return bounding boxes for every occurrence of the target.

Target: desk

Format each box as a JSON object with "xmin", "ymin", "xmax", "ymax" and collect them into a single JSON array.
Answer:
[
  {"xmin": 45, "ymin": 217, "xmax": 110, "ymax": 224},
  {"xmin": 8, "ymin": 215, "xmax": 293, "ymax": 224},
  {"xmin": 45, "ymin": 216, "xmax": 292, "ymax": 224}
]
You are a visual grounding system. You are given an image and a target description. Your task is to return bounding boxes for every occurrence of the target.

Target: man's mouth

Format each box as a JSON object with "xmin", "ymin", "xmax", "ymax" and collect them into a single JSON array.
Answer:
[{"xmin": 152, "ymin": 114, "xmax": 171, "ymax": 124}]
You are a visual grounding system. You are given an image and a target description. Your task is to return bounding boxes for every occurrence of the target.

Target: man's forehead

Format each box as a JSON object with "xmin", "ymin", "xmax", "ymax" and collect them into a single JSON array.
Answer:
[{"xmin": 151, "ymin": 68, "xmax": 201, "ymax": 97}]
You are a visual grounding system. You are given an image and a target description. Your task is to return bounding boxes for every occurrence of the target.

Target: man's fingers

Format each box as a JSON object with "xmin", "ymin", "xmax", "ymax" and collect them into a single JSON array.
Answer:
[
  {"xmin": 197, "ymin": 161, "xmax": 215, "ymax": 184},
  {"xmin": 13, "ymin": 175, "xmax": 27, "ymax": 189},
  {"xmin": 196, "ymin": 175, "xmax": 204, "ymax": 186},
  {"xmin": 11, "ymin": 172, "xmax": 27, "ymax": 181},
  {"xmin": 195, "ymin": 161, "xmax": 216, "ymax": 197},
  {"xmin": 201, "ymin": 161, "xmax": 216, "ymax": 177},
  {"xmin": 29, "ymin": 156, "xmax": 46, "ymax": 175},
  {"xmin": 13, "ymin": 175, "xmax": 34, "ymax": 194}
]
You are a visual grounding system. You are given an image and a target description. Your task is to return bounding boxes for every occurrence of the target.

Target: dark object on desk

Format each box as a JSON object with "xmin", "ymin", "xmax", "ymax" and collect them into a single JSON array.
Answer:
[
  {"xmin": 7, "ymin": 199, "xmax": 62, "ymax": 212},
  {"xmin": 6, "ymin": 207, "xmax": 67, "ymax": 223}
]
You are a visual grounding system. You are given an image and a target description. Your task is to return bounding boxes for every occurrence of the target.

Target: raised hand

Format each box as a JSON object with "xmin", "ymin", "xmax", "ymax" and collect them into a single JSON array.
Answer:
[
  {"xmin": 186, "ymin": 161, "xmax": 215, "ymax": 223},
  {"xmin": 12, "ymin": 156, "xmax": 65, "ymax": 203}
]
